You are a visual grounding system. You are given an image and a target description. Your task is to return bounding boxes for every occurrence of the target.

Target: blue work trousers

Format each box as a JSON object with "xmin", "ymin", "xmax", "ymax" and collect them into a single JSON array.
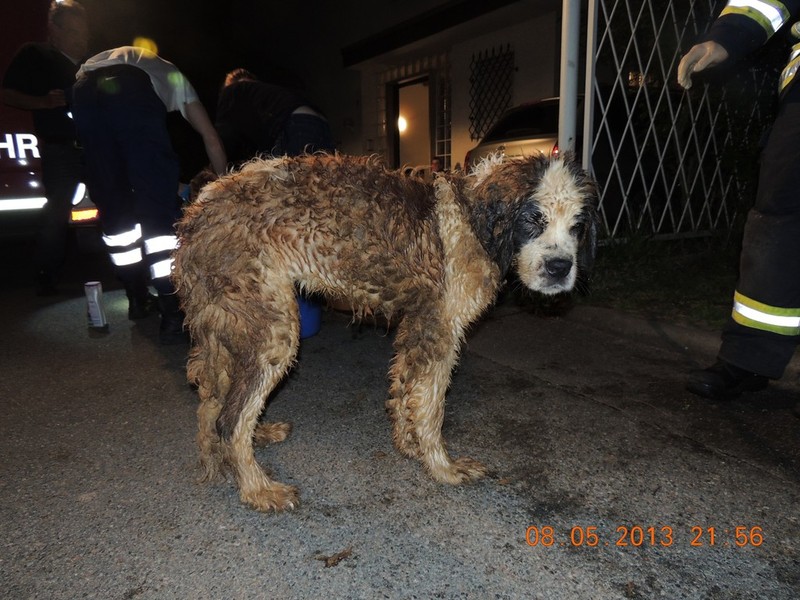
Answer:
[{"xmin": 73, "ymin": 65, "xmax": 181, "ymax": 294}]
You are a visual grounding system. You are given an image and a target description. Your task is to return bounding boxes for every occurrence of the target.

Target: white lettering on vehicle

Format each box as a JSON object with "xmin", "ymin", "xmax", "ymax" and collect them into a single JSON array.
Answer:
[{"xmin": 0, "ymin": 133, "xmax": 41, "ymax": 159}]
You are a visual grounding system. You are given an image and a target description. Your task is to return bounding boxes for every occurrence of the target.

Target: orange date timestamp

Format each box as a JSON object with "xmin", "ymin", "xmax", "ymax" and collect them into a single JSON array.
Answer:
[{"xmin": 525, "ymin": 525, "xmax": 764, "ymax": 548}]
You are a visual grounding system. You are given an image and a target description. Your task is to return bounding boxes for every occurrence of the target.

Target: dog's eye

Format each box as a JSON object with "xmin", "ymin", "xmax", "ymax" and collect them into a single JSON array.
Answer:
[
  {"xmin": 570, "ymin": 222, "xmax": 586, "ymax": 237},
  {"xmin": 522, "ymin": 210, "xmax": 545, "ymax": 236}
]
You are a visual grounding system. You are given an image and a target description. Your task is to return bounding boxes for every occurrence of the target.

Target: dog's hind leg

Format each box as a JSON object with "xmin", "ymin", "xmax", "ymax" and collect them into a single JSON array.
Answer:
[
  {"xmin": 197, "ymin": 396, "xmax": 225, "ymax": 481},
  {"xmin": 189, "ymin": 340, "xmax": 228, "ymax": 483},
  {"xmin": 190, "ymin": 347, "xmax": 289, "ymax": 479},
  {"xmin": 387, "ymin": 314, "xmax": 487, "ymax": 484},
  {"xmin": 213, "ymin": 283, "xmax": 301, "ymax": 512},
  {"xmin": 190, "ymin": 332, "xmax": 290, "ymax": 479}
]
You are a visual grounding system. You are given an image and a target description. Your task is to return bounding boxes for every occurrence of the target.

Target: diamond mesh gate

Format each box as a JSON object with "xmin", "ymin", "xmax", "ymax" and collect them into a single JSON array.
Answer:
[{"xmin": 588, "ymin": 0, "xmax": 782, "ymax": 239}]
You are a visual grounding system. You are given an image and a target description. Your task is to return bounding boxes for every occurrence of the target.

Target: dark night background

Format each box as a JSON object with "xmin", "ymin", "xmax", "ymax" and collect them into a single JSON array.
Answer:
[
  {"xmin": 84, "ymin": 0, "xmax": 326, "ymax": 96},
  {"xmin": 77, "ymin": 0, "xmax": 347, "ymax": 177}
]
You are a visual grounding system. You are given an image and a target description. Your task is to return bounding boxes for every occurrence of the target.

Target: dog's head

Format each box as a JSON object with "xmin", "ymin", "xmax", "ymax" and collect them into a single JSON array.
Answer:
[{"xmin": 466, "ymin": 153, "xmax": 599, "ymax": 295}]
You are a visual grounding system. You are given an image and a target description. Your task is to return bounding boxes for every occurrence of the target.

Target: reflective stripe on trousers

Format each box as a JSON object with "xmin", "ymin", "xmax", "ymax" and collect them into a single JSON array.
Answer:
[
  {"xmin": 103, "ymin": 223, "xmax": 144, "ymax": 267},
  {"xmin": 143, "ymin": 234, "xmax": 179, "ymax": 282},
  {"xmin": 732, "ymin": 290, "xmax": 800, "ymax": 336}
]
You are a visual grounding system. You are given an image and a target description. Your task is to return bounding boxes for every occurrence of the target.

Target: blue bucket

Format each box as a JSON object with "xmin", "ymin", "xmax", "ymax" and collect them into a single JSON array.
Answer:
[{"xmin": 298, "ymin": 294, "xmax": 322, "ymax": 339}]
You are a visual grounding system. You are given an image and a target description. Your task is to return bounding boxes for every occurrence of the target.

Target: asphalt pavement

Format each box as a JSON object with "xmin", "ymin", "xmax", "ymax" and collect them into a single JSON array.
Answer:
[{"xmin": 1, "ymin": 241, "xmax": 799, "ymax": 599}]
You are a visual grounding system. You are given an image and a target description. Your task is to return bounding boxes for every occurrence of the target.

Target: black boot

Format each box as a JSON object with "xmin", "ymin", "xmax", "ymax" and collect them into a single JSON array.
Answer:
[
  {"xmin": 157, "ymin": 293, "xmax": 189, "ymax": 345},
  {"xmin": 121, "ymin": 267, "xmax": 157, "ymax": 319},
  {"xmin": 126, "ymin": 287, "xmax": 158, "ymax": 320},
  {"xmin": 686, "ymin": 360, "xmax": 769, "ymax": 400}
]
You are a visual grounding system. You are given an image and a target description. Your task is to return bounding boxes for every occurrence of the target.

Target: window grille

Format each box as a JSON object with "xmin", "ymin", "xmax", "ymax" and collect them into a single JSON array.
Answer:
[{"xmin": 468, "ymin": 44, "xmax": 515, "ymax": 141}]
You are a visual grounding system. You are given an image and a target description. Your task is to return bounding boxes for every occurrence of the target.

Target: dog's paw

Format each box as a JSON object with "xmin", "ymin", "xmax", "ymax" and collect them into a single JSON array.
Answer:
[
  {"xmin": 253, "ymin": 421, "xmax": 292, "ymax": 446},
  {"xmin": 429, "ymin": 456, "xmax": 488, "ymax": 484},
  {"xmin": 451, "ymin": 456, "xmax": 488, "ymax": 483},
  {"xmin": 241, "ymin": 482, "xmax": 300, "ymax": 513},
  {"xmin": 197, "ymin": 443, "xmax": 226, "ymax": 483}
]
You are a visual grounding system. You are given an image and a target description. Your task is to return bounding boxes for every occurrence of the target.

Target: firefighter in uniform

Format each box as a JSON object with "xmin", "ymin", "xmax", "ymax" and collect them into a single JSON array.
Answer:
[
  {"xmin": 72, "ymin": 47, "xmax": 227, "ymax": 344},
  {"xmin": 679, "ymin": 0, "xmax": 800, "ymax": 398}
]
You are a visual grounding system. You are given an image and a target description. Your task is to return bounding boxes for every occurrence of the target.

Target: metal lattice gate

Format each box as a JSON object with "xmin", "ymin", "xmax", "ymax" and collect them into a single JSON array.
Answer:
[{"xmin": 588, "ymin": 0, "xmax": 781, "ymax": 239}]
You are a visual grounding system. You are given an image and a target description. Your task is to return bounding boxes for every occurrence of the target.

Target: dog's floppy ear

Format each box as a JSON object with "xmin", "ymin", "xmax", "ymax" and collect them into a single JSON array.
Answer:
[
  {"xmin": 465, "ymin": 154, "xmax": 539, "ymax": 275},
  {"xmin": 468, "ymin": 182, "xmax": 523, "ymax": 275},
  {"xmin": 576, "ymin": 194, "xmax": 601, "ymax": 290}
]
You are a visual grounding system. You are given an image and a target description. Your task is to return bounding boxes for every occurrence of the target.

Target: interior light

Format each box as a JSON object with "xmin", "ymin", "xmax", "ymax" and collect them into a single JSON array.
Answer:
[{"xmin": 397, "ymin": 116, "xmax": 407, "ymax": 133}]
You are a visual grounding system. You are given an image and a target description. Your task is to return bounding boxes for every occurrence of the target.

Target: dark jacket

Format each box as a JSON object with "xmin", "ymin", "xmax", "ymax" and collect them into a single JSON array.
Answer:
[{"xmin": 702, "ymin": 0, "xmax": 800, "ymax": 96}]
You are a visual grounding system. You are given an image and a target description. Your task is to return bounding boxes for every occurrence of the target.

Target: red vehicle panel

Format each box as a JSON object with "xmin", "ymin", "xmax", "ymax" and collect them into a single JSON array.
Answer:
[{"xmin": 0, "ymin": 0, "xmax": 96, "ymax": 241}]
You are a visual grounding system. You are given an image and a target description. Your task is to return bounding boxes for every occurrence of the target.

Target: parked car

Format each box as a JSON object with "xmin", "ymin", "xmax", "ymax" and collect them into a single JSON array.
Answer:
[
  {"xmin": 464, "ymin": 94, "xmax": 637, "ymax": 171},
  {"xmin": 464, "ymin": 98, "xmax": 563, "ymax": 171}
]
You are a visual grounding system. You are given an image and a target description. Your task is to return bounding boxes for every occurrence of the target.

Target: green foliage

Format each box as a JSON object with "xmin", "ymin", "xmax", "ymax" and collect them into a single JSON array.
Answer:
[{"xmin": 583, "ymin": 234, "xmax": 740, "ymax": 328}]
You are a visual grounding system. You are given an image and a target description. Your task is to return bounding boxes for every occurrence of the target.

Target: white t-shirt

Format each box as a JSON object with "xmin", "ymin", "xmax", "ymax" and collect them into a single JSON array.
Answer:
[{"xmin": 78, "ymin": 46, "xmax": 199, "ymax": 119}]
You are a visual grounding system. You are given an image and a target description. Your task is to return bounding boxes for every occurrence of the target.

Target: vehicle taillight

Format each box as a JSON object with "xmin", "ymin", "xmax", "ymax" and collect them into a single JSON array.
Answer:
[
  {"xmin": 70, "ymin": 182, "xmax": 87, "ymax": 205},
  {"xmin": 551, "ymin": 143, "xmax": 560, "ymax": 158},
  {"xmin": 71, "ymin": 207, "xmax": 98, "ymax": 222}
]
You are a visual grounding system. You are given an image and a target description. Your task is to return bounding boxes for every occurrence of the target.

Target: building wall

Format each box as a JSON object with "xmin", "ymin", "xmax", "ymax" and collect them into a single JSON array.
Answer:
[
  {"xmin": 337, "ymin": 9, "xmax": 560, "ymax": 167},
  {"xmin": 449, "ymin": 11, "xmax": 559, "ymax": 168}
]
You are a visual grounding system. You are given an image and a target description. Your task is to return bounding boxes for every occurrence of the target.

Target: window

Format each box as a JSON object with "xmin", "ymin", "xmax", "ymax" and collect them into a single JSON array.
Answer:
[{"xmin": 469, "ymin": 44, "xmax": 515, "ymax": 141}]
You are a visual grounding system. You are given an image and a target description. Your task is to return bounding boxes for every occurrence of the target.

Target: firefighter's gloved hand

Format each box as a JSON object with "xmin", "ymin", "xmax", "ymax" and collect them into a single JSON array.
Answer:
[{"xmin": 678, "ymin": 41, "xmax": 730, "ymax": 89}]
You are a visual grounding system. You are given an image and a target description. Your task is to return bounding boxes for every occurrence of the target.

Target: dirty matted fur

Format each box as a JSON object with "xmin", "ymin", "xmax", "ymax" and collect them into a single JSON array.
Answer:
[{"xmin": 173, "ymin": 152, "xmax": 598, "ymax": 512}]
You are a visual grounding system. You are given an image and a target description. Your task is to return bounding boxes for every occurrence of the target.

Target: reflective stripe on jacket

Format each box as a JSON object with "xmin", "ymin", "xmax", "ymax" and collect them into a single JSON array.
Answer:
[{"xmin": 721, "ymin": 0, "xmax": 790, "ymax": 36}]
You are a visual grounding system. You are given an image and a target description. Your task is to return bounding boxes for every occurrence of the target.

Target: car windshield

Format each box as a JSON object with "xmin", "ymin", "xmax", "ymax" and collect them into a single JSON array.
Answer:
[{"xmin": 481, "ymin": 102, "xmax": 560, "ymax": 142}]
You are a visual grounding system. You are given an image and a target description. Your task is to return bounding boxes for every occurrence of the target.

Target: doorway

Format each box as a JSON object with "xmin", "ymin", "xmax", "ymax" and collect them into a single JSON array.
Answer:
[{"xmin": 390, "ymin": 77, "xmax": 431, "ymax": 171}]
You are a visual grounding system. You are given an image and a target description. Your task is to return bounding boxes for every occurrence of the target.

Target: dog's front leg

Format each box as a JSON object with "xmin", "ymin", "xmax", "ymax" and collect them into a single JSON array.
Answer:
[{"xmin": 387, "ymin": 314, "xmax": 487, "ymax": 484}]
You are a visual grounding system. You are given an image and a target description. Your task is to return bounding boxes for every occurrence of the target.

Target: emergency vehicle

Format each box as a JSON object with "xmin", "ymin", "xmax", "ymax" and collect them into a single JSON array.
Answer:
[{"xmin": 0, "ymin": 0, "xmax": 98, "ymax": 243}]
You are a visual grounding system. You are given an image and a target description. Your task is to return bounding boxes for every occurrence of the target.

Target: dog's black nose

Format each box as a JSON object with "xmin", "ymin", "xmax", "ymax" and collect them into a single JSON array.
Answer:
[{"xmin": 545, "ymin": 258, "xmax": 573, "ymax": 279}]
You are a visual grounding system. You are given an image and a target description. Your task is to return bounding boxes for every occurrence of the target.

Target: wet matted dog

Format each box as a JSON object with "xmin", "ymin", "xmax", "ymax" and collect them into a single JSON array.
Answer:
[{"xmin": 173, "ymin": 152, "xmax": 598, "ymax": 512}]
